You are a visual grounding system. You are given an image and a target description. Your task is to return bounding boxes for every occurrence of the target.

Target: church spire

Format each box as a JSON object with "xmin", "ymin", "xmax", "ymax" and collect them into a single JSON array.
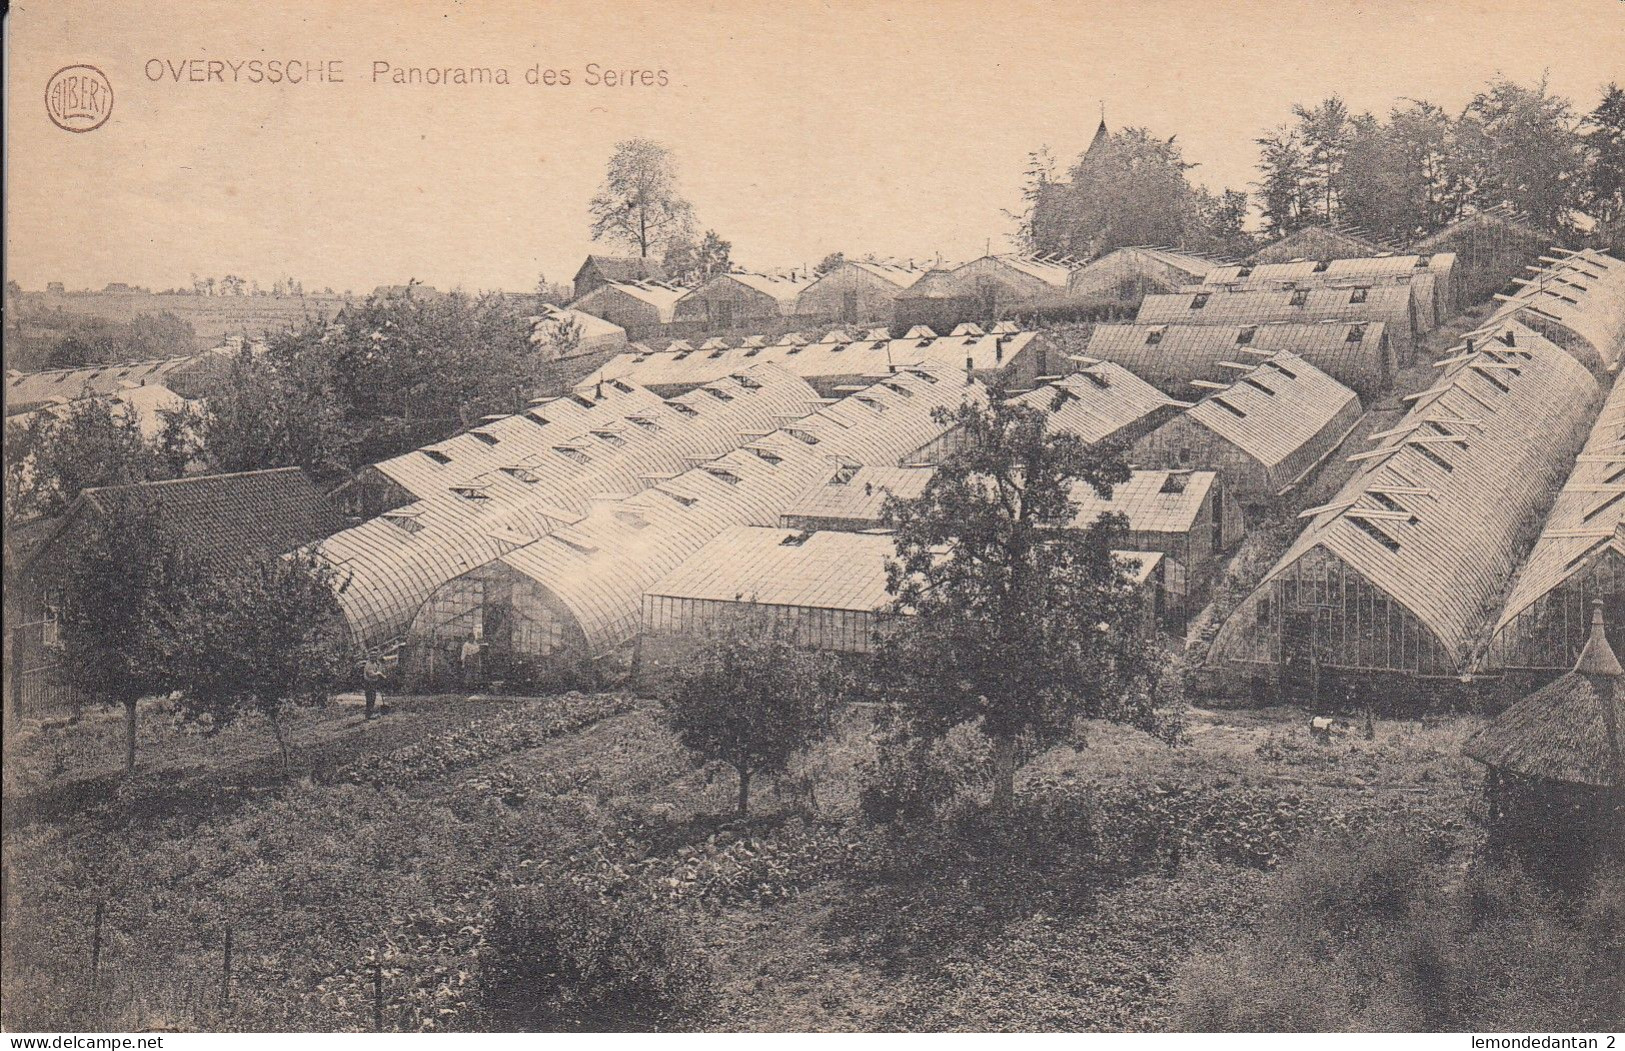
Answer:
[{"xmin": 1084, "ymin": 103, "xmax": 1109, "ymax": 160}]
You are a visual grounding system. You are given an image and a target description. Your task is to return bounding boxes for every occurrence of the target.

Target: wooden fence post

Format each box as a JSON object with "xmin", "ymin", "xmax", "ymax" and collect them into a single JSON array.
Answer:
[
  {"xmin": 90, "ymin": 901, "xmax": 104, "ymax": 995},
  {"xmin": 372, "ymin": 959, "xmax": 384, "ymax": 1032},
  {"xmin": 221, "ymin": 927, "xmax": 233, "ymax": 1007}
]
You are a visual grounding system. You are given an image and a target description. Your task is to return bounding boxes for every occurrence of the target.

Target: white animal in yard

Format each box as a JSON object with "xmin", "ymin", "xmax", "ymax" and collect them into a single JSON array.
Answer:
[{"xmin": 1308, "ymin": 715, "xmax": 1352, "ymax": 740}]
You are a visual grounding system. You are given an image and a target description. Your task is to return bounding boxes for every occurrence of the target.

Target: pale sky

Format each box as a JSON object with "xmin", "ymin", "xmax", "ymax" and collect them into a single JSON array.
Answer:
[{"xmin": 6, "ymin": 0, "xmax": 1623, "ymax": 294}]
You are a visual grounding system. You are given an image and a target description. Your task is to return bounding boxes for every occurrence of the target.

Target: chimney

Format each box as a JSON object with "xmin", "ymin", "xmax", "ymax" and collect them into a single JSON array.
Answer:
[
  {"xmin": 1574, "ymin": 599, "xmax": 1622, "ymax": 678},
  {"xmin": 1500, "ymin": 329, "xmax": 1516, "ymax": 348},
  {"xmin": 966, "ymin": 354, "xmax": 975, "ymax": 385}
]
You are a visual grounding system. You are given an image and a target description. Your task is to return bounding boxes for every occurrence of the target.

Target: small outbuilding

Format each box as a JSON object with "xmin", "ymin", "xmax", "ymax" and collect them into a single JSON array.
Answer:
[
  {"xmin": 1136, "ymin": 285, "xmax": 1424, "ymax": 364},
  {"xmin": 672, "ymin": 272, "xmax": 815, "ymax": 329},
  {"xmin": 1081, "ymin": 320, "xmax": 1395, "ymax": 401},
  {"xmin": 1065, "ymin": 247, "xmax": 1217, "ymax": 303},
  {"xmin": 1464, "ymin": 602, "xmax": 1623, "ymax": 890},
  {"xmin": 1067, "ymin": 468, "xmax": 1242, "ymax": 620},
  {"xmin": 567, "ymin": 280, "xmax": 689, "ymax": 340},
  {"xmin": 794, "ymin": 261, "xmax": 929, "ymax": 325},
  {"xmin": 1247, "ymin": 224, "xmax": 1392, "ymax": 265},
  {"xmin": 1129, "ymin": 352, "xmax": 1363, "ymax": 505},
  {"xmin": 1410, "ymin": 205, "xmax": 1552, "ymax": 306},
  {"xmin": 572, "ymin": 255, "xmax": 667, "ymax": 302}
]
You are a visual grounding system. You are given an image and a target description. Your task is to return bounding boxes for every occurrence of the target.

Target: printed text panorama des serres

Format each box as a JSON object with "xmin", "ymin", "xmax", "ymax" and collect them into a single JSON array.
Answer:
[{"xmin": 143, "ymin": 59, "xmax": 670, "ymax": 87}]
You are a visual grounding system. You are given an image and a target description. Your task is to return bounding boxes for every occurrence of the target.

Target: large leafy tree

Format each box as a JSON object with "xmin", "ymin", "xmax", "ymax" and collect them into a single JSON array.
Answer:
[
  {"xmin": 1454, "ymin": 76, "xmax": 1584, "ymax": 235},
  {"xmin": 52, "ymin": 495, "xmax": 202, "ymax": 774},
  {"xmin": 174, "ymin": 551, "xmax": 350, "ymax": 773},
  {"xmin": 1035, "ymin": 128, "xmax": 1217, "ymax": 256},
  {"xmin": 874, "ymin": 395, "xmax": 1168, "ymax": 811},
  {"xmin": 661, "ymin": 611, "xmax": 842, "ymax": 815},
  {"xmin": 662, "ymin": 229, "xmax": 733, "ymax": 287},
  {"xmin": 1292, "ymin": 96, "xmax": 1354, "ymax": 225},
  {"xmin": 189, "ymin": 289, "xmax": 546, "ymax": 483},
  {"xmin": 4, "ymin": 397, "xmax": 187, "ymax": 526},
  {"xmin": 1254, "ymin": 127, "xmax": 1311, "ymax": 236},
  {"xmin": 1581, "ymin": 83, "xmax": 1625, "ymax": 251},
  {"xmin": 589, "ymin": 138, "xmax": 695, "ymax": 259}
]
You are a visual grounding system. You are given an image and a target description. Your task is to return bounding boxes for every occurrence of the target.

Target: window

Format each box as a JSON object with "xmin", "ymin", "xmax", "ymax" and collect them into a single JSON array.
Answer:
[
  {"xmin": 524, "ymin": 411, "xmax": 550, "ymax": 426},
  {"xmin": 705, "ymin": 467, "xmax": 741, "ymax": 485},
  {"xmin": 1265, "ymin": 360, "xmax": 1298, "ymax": 380},
  {"xmin": 1236, "ymin": 327, "xmax": 1256, "ymax": 346},
  {"xmin": 1189, "ymin": 293, "xmax": 1210, "ymax": 310},
  {"xmin": 830, "ymin": 464, "xmax": 860, "ymax": 485},
  {"xmin": 1209, "ymin": 397, "xmax": 1246, "ymax": 417},
  {"xmin": 704, "ymin": 387, "xmax": 734, "ymax": 401},
  {"xmin": 713, "ymin": 301, "xmax": 734, "ymax": 327},
  {"xmin": 554, "ymin": 445, "xmax": 590, "ymax": 464},
  {"xmin": 383, "ymin": 513, "xmax": 425, "ymax": 535},
  {"xmin": 1312, "ymin": 260, "xmax": 1330, "ymax": 273},
  {"xmin": 1178, "ymin": 446, "xmax": 1192, "ymax": 465},
  {"xmin": 472, "ymin": 431, "xmax": 499, "ymax": 446},
  {"xmin": 1146, "ymin": 329, "xmax": 1165, "ymax": 346},
  {"xmin": 1290, "ymin": 289, "xmax": 1310, "ymax": 307},
  {"xmin": 1414, "ymin": 443, "xmax": 1454, "ymax": 472},
  {"xmin": 1349, "ymin": 515, "xmax": 1401, "ymax": 553},
  {"xmin": 1348, "ymin": 288, "xmax": 1369, "ymax": 304},
  {"xmin": 422, "ymin": 449, "xmax": 452, "ymax": 465},
  {"xmin": 1242, "ymin": 377, "xmax": 1276, "ymax": 395},
  {"xmin": 592, "ymin": 430, "xmax": 626, "ymax": 447},
  {"xmin": 1256, "ymin": 596, "xmax": 1271, "ymax": 626},
  {"xmin": 1237, "ymin": 267, "xmax": 1254, "ymax": 279},
  {"xmin": 500, "ymin": 466, "xmax": 540, "ymax": 484}
]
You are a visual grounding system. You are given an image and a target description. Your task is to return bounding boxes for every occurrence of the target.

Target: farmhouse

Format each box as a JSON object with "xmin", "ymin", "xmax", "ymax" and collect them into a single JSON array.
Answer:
[
  {"xmin": 672, "ymin": 272, "xmax": 814, "ymax": 329},
  {"xmin": 795, "ymin": 260, "xmax": 929, "ymax": 324},
  {"xmin": 1483, "ymin": 249, "xmax": 1625, "ymax": 374},
  {"xmin": 1201, "ymin": 253, "xmax": 1459, "ymax": 325},
  {"xmin": 319, "ymin": 365, "xmax": 823, "ymax": 650},
  {"xmin": 572, "ymin": 254, "xmax": 667, "ymax": 302},
  {"xmin": 1205, "ymin": 322, "xmax": 1600, "ymax": 701},
  {"xmin": 1066, "ymin": 246, "xmax": 1217, "ymax": 303},
  {"xmin": 1247, "ymin": 224, "xmax": 1392, "ymax": 265},
  {"xmin": 1129, "ymin": 352, "xmax": 1363, "ymax": 504},
  {"xmin": 1484, "ymin": 376, "xmax": 1625, "ymax": 675},
  {"xmin": 583, "ymin": 324, "xmax": 1058, "ymax": 399},
  {"xmin": 1080, "ymin": 320, "xmax": 1395, "ymax": 401},
  {"xmin": 1136, "ymin": 285, "xmax": 1424, "ymax": 364},
  {"xmin": 1067, "ymin": 468, "xmax": 1241, "ymax": 619},
  {"xmin": 9, "ymin": 468, "xmax": 349, "ymax": 716},
  {"xmin": 1410, "ymin": 205, "xmax": 1552, "ymax": 305},
  {"xmin": 778, "ymin": 464, "xmax": 935, "ymax": 532},
  {"xmin": 566, "ymin": 280, "xmax": 688, "ymax": 339},
  {"xmin": 401, "ymin": 367, "xmax": 982, "ymax": 688}
]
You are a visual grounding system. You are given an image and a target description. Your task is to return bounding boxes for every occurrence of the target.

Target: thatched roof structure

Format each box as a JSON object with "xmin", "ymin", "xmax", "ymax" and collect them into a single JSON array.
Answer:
[{"xmin": 1464, "ymin": 603, "xmax": 1625, "ymax": 788}]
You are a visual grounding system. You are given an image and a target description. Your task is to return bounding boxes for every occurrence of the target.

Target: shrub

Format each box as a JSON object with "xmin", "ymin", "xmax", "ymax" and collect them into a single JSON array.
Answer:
[
  {"xmin": 476, "ymin": 883, "xmax": 713, "ymax": 1031},
  {"xmin": 1172, "ymin": 834, "xmax": 1622, "ymax": 1031}
]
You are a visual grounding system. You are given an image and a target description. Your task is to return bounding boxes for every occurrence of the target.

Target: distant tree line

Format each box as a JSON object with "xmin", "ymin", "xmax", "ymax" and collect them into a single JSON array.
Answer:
[
  {"xmin": 4, "ymin": 311, "xmax": 198, "ymax": 371},
  {"xmin": 1024, "ymin": 76, "xmax": 1625, "ymax": 259}
]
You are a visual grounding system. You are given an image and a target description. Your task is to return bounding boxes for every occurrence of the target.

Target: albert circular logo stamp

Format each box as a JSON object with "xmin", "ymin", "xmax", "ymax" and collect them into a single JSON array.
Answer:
[{"xmin": 45, "ymin": 65, "xmax": 114, "ymax": 133}]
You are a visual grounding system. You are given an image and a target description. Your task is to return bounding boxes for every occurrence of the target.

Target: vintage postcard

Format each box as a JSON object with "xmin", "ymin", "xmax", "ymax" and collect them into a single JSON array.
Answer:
[{"xmin": 4, "ymin": 0, "xmax": 1623, "ymax": 1040}]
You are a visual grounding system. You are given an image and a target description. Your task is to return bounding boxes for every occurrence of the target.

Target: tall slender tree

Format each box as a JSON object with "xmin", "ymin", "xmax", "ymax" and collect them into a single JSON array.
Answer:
[{"xmin": 588, "ymin": 139, "xmax": 695, "ymax": 259}]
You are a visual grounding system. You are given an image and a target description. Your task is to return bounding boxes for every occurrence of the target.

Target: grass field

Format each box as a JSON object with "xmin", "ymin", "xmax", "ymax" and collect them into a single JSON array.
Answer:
[{"xmin": 1, "ymin": 691, "xmax": 1488, "ymax": 1032}]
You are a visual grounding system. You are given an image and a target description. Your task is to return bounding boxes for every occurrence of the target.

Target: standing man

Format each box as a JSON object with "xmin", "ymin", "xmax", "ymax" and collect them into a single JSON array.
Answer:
[{"xmin": 362, "ymin": 651, "xmax": 386, "ymax": 720}]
